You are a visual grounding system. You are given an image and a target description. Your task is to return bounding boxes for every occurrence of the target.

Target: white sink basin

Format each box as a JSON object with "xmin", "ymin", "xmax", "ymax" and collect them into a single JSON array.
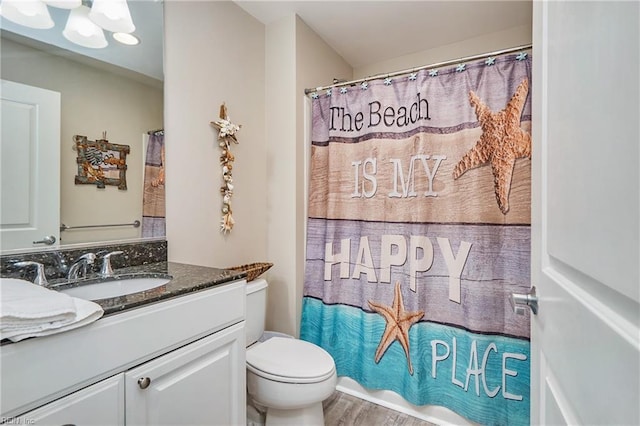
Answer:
[{"xmin": 59, "ymin": 276, "xmax": 171, "ymax": 300}]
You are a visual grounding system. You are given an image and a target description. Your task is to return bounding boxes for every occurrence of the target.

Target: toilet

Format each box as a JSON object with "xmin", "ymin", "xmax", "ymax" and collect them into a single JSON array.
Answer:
[{"xmin": 245, "ymin": 278, "xmax": 337, "ymax": 425}]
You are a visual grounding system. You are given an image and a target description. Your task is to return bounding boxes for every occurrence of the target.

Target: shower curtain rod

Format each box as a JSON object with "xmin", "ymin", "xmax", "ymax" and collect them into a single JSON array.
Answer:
[{"xmin": 303, "ymin": 43, "xmax": 532, "ymax": 95}]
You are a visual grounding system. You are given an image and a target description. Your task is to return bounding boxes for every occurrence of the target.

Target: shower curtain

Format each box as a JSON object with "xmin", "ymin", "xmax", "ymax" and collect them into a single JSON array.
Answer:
[
  {"xmin": 301, "ymin": 52, "xmax": 531, "ymax": 425},
  {"xmin": 142, "ymin": 131, "xmax": 166, "ymax": 237}
]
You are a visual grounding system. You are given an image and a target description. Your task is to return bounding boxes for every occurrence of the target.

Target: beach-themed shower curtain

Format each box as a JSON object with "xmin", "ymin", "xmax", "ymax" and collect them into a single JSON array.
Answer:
[
  {"xmin": 142, "ymin": 131, "xmax": 166, "ymax": 237},
  {"xmin": 301, "ymin": 52, "xmax": 532, "ymax": 425}
]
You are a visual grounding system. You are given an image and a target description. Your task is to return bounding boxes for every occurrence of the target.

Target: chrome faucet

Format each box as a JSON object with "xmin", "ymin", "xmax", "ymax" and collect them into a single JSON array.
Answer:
[
  {"xmin": 14, "ymin": 261, "xmax": 49, "ymax": 286},
  {"xmin": 67, "ymin": 253, "xmax": 96, "ymax": 280},
  {"xmin": 100, "ymin": 251, "xmax": 123, "ymax": 277}
]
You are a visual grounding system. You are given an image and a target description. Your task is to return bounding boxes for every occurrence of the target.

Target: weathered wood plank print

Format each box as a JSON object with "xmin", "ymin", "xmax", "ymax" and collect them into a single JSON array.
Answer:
[{"xmin": 301, "ymin": 52, "xmax": 532, "ymax": 425}]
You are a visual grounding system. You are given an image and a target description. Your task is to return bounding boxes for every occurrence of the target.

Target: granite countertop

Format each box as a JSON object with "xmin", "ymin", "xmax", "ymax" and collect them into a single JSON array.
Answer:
[{"xmin": 49, "ymin": 261, "xmax": 246, "ymax": 316}]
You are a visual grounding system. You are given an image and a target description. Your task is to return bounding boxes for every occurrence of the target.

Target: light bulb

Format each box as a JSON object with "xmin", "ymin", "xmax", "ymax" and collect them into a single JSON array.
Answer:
[
  {"xmin": 89, "ymin": 0, "xmax": 135, "ymax": 33},
  {"xmin": 63, "ymin": 5, "xmax": 108, "ymax": 49},
  {"xmin": 42, "ymin": 0, "xmax": 82, "ymax": 9},
  {"xmin": 0, "ymin": 0, "xmax": 54, "ymax": 29},
  {"xmin": 113, "ymin": 32, "xmax": 140, "ymax": 46}
]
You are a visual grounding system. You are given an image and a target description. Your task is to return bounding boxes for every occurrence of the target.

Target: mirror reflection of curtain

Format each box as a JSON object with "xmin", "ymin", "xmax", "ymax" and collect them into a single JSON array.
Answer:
[{"xmin": 142, "ymin": 131, "xmax": 165, "ymax": 237}]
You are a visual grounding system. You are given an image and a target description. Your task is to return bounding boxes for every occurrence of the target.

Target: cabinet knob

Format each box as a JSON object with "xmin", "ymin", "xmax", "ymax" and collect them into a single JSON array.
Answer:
[{"xmin": 138, "ymin": 377, "xmax": 151, "ymax": 389}]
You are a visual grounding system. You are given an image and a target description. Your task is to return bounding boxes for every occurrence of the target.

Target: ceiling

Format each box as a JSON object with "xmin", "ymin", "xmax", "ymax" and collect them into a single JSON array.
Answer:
[
  {"xmin": 234, "ymin": 1, "xmax": 532, "ymax": 69},
  {"xmin": 0, "ymin": 1, "xmax": 532, "ymax": 82}
]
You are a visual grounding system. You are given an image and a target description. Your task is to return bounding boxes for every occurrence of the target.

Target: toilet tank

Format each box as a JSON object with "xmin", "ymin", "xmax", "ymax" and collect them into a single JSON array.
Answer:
[{"xmin": 245, "ymin": 278, "xmax": 268, "ymax": 347}]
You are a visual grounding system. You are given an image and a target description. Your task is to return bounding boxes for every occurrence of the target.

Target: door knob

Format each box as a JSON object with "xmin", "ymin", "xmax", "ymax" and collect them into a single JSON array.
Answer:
[
  {"xmin": 33, "ymin": 235, "xmax": 56, "ymax": 245},
  {"xmin": 138, "ymin": 377, "xmax": 151, "ymax": 389},
  {"xmin": 509, "ymin": 286, "xmax": 538, "ymax": 315}
]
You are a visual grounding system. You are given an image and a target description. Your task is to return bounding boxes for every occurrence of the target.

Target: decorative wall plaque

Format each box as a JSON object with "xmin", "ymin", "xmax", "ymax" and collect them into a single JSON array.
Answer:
[{"xmin": 74, "ymin": 135, "xmax": 129, "ymax": 190}]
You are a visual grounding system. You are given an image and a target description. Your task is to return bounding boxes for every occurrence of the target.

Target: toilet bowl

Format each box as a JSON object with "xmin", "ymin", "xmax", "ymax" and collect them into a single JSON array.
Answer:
[
  {"xmin": 245, "ymin": 279, "xmax": 337, "ymax": 425},
  {"xmin": 247, "ymin": 337, "xmax": 337, "ymax": 425}
]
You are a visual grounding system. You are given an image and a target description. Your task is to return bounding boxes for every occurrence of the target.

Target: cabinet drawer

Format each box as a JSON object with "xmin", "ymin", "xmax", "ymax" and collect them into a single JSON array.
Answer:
[{"xmin": 14, "ymin": 374, "xmax": 124, "ymax": 426}]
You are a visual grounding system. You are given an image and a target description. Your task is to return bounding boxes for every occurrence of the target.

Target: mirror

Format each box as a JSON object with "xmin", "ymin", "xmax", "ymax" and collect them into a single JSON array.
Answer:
[{"xmin": 0, "ymin": 1, "xmax": 164, "ymax": 250}]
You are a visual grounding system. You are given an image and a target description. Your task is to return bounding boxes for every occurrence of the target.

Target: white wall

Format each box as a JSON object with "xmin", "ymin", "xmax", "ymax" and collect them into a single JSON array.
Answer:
[
  {"xmin": 354, "ymin": 24, "xmax": 532, "ymax": 78},
  {"xmin": 264, "ymin": 15, "xmax": 298, "ymax": 335},
  {"xmin": 164, "ymin": 1, "xmax": 267, "ymax": 267},
  {"xmin": 1, "ymin": 37, "xmax": 163, "ymax": 245},
  {"xmin": 264, "ymin": 15, "xmax": 353, "ymax": 337}
]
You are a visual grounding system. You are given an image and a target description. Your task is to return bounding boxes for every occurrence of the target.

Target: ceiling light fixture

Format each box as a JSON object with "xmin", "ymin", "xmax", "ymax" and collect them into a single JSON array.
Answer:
[
  {"xmin": 89, "ymin": 0, "xmax": 135, "ymax": 34},
  {"xmin": 0, "ymin": 0, "xmax": 54, "ymax": 29},
  {"xmin": 62, "ymin": 5, "xmax": 107, "ymax": 49},
  {"xmin": 113, "ymin": 32, "xmax": 139, "ymax": 46},
  {"xmin": 1, "ymin": 0, "xmax": 138, "ymax": 50},
  {"xmin": 43, "ymin": 0, "xmax": 82, "ymax": 9}
]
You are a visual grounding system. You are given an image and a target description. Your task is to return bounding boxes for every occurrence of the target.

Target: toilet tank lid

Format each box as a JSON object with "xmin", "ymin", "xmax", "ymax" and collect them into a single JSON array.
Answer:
[
  {"xmin": 245, "ymin": 278, "xmax": 267, "ymax": 294},
  {"xmin": 246, "ymin": 337, "xmax": 335, "ymax": 380}
]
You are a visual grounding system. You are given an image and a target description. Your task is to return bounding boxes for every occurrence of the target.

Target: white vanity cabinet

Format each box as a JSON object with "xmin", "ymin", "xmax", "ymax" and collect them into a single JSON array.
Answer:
[
  {"xmin": 1, "ymin": 279, "xmax": 246, "ymax": 425},
  {"xmin": 16, "ymin": 322, "xmax": 244, "ymax": 426}
]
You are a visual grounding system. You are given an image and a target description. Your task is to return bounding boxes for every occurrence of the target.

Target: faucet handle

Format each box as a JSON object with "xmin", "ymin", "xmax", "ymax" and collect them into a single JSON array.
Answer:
[
  {"xmin": 77, "ymin": 252, "xmax": 97, "ymax": 264},
  {"xmin": 14, "ymin": 261, "xmax": 49, "ymax": 287},
  {"xmin": 67, "ymin": 252, "xmax": 97, "ymax": 280},
  {"xmin": 100, "ymin": 251, "xmax": 124, "ymax": 277}
]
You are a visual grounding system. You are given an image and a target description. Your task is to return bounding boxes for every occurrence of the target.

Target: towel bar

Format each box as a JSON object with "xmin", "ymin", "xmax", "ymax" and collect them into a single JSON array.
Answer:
[{"xmin": 60, "ymin": 220, "xmax": 141, "ymax": 231}]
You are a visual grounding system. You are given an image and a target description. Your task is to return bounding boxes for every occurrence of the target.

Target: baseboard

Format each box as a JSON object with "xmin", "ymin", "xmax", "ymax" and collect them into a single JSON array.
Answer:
[{"xmin": 335, "ymin": 377, "xmax": 478, "ymax": 426}]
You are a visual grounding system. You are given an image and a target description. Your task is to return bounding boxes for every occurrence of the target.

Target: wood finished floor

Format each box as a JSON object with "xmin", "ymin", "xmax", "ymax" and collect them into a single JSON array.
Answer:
[{"xmin": 323, "ymin": 391, "xmax": 437, "ymax": 426}]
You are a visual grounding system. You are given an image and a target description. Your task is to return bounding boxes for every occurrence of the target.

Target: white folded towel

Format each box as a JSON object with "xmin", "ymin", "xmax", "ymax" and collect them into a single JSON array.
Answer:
[{"xmin": 1, "ymin": 278, "xmax": 104, "ymax": 343}]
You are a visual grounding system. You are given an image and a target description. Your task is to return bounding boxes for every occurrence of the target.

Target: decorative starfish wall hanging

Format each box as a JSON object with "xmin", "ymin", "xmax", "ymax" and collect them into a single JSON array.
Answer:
[
  {"xmin": 368, "ymin": 282, "xmax": 424, "ymax": 375},
  {"xmin": 211, "ymin": 103, "xmax": 241, "ymax": 234},
  {"xmin": 452, "ymin": 78, "xmax": 531, "ymax": 214}
]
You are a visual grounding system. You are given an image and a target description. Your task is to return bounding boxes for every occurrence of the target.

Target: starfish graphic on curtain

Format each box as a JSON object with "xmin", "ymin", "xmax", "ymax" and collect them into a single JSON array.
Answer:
[
  {"xmin": 453, "ymin": 78, "xmax": 531, "ymax": 214},
  {"xmin": 368, "ymin": 282, "xmax": 424, "ymax": 375}
]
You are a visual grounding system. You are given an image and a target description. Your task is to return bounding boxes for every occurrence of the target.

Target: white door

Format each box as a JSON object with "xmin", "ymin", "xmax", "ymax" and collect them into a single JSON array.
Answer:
[
  {"xmin": 531, "ymin": 2, "xmax": 639, "ymax": 425},
  {"xmin": 125, "ymin": 322, "xmax": 246, "ymax": 426},
  {"xmin": 0, "ymin": 79, "xmax": 60, "ymax": 250}
]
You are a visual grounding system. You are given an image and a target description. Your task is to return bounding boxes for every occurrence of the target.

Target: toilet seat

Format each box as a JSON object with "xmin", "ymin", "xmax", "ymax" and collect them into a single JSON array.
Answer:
[{"xmin": 246, "ymin": 337, "xmax": 335, "ymax": 384}]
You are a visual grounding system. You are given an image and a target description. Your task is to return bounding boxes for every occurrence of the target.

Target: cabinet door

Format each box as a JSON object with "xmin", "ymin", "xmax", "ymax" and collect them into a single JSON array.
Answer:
[
  {"xmin": 125, "ymin": 322, "xmax": 245, "ymax": 426},
  {"xmin": 15, "ymin": 374, "xmax": 124, "ymax": 426}
]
